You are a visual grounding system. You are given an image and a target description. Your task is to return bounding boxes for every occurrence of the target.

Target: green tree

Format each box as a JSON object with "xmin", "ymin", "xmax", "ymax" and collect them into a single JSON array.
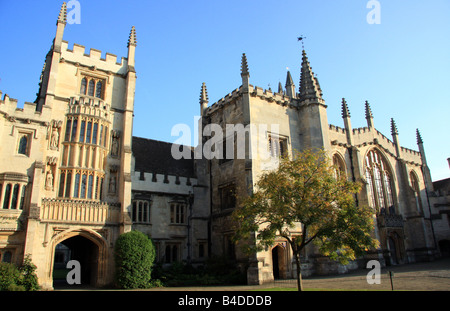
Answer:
[
  {"xmin": 0, "ymin": 262, "xmax": 23, "ymax": 291},
  {"xmin": 232, "ymin": 148, "xmax": 378, "ymax": 291},
  {"xmin": 19, "ymin": 254, "xmax": 40, "ymax": 291},
  {"xmin": 114, "ymin": 230, "xmax": 156, "ymax": 289},
  {"xmin": 0, "ymin": 255, "xmax": 39, "ymax": 291}
]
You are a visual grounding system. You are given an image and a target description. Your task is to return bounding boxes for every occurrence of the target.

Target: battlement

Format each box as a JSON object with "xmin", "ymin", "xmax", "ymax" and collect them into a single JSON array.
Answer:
[
  {"xmin": 329, "ymin": 124, "xmax": 346, "ymax": 134},
  {"xmin": 401, "ymin": 146, "xmax": 420, "ymax": 157},
  {"xmin": 0, "ymin": 92, "xmax": 52, "ymax": 125},
  {"xmin": 132, "ymin": 171, "xmax": 197, "ymax": 196},
  {"xmin": 206, "ymin": 87, "xmax": 242, "ymax": 115},
  {"xmin": 250, "ymin": 85, "xmax": 292, "ymax": 106},
  {"xmin": 61, "ymin": 41, "xmax": 128, "ymax": 73},
  {"xmin": 206, "ymin": 84, "xmax": 294, "ymax": 116},
  {"xmin": 329, "ymin": 122, "xmax": 421, "ymax": 163},
  {"xmin": 353, "ymin": 127, "xmax": 370, "ymax": 134},
  {"xmin": 375, "ymin": 129, "xmax": 396, "ymax": 148}
]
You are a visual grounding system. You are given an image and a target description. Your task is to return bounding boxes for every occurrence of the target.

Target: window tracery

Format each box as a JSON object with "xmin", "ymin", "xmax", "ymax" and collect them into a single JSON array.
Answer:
[
  {"xmin": 58, "ymin": 114, "xmax": 109, "ymax": 201},
  {"xmin": 365, "ymin": 149, "xmax": 396, "ymax": 214}
]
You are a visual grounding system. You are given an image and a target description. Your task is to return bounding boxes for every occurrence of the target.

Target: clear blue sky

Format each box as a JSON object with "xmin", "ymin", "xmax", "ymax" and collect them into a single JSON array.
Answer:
[{"xmin": 0, "ymin": 0, "xmax": 449, "ymax": 181}]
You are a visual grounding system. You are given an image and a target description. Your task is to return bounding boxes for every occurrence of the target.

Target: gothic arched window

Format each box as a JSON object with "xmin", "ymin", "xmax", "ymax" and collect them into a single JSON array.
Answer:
[
  {"xmin": 18, "ymin": 135, "xmax": 28, "ymax": 155},
  {"xmin": 80, "ymin": 77, "xmax": 87, "ymax": 95},
  {"xmin": 410, "ymin": 171, "xmax": 423, "ymax": 213},
  {"xmin": 332, "ymin": 153, "xmax": 346, "ymax": 179},
  {"xmin": 365, "ymin": 149, "xmax": 396, "ymax": 214},
  {"xmin": 2, "ymin": 184, "xmax": 11, "ymax": 209},
  {"xmin": 10, "ymin": 184, "xmax": 19, "ymax": 209},
  {"xmin": 88, "ymin": 79, "xmax": 95, "ymax": 96},
  {"xmin": 95, "ymin": 81, "xmax": 103, "ymax": 98}
]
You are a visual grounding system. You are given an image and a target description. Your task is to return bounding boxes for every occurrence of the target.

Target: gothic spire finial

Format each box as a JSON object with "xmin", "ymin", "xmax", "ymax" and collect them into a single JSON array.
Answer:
[
  {"xmin": 285, "ymin": 70, "xmax": 295, "ymax": 98},
  {"xmin": 299, "ymin": 49, "xmax": 323, "ymax": 103},
  {"xmin": 416, "ymin": 128, "xmax": 423, "ymax": 144},
  {"xmin": 241, "ymin": 53, "xmax": 249, "ymax": 77},
  {"xmin": 200, "ymin": 82, "xmax": 209, "ymax": 116},
  {"xmin": 128, "ymin": 26, "xmax": 137, "ymax": 47},
  {"xmin": 278, "ymin": 82, "xmax": 283, "ymax": 94},
  {"xmin": 365, "ymin": 100, "xmax": 373, "ymax": 119},
  {"xmin": 285, "ymin": 70, "xmax": 294, "ymax": 87},
  {"xmin": 341, "ymin": 98, "xmax": 350, "ymax": 118},
  {"xmin": 57, "ymin": 2, "xmax": 67, "ymax": 24},
  {"xmin": 200, "ymin": 82, "xmax": 209, "ymax": 105},
  {"xmin": 391, "ymin": 118, "xmax": 398, "ymax": 136}
]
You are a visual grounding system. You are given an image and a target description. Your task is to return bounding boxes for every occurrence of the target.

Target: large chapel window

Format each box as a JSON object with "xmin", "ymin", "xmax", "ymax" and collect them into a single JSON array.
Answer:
[
  {"xmin": 332, "ymin": 154, "xmax": 346, "ymax": 179},
  {"xmin": 365, "ymin": 149, "xmax": 396, "ymax": 214},
  {"xmin": 410, "ymin": 171, "xmax": 423, "ymax": 213}
]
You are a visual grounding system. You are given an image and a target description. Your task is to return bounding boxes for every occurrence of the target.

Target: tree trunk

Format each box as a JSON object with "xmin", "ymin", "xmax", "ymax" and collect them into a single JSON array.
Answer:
[{"xmin": 294, "ymin": 252, "xmax": 303, "ymax": 291}]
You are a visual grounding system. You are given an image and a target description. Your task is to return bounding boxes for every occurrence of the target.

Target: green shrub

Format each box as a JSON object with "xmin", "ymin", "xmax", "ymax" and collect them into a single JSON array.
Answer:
[
  {"xmin": 114, "ymin": 231, "xmax": 156, "ymax": 289},
  {"xmin": 0, "ymin": 262, "xmax": 22, "ymax": 291},
  {"xmin": 18, "ymin": 255, "xmax": 40, "ymax": 291},
  {"xmin": 0, "ymin": 255, "xmax": 40, "ymax": 291}
]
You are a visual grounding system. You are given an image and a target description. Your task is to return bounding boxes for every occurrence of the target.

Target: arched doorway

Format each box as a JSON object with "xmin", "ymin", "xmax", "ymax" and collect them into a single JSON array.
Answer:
[
  {"xmin": 53, "ymin": 236, "xmax": 99, "ymax": 289},
  {"xmin": 387, "ymin": 232, "xmax": 404, "ymax": 265},
  {"xmin": 388, "ymin": 237, "xmax": 398, "ymax": 265},
  {"xmin": 272, "ymin": 245, "xmax": 286, "ymax": 279},
  {"xmin": 50, "ymin": 229, "xmax": 107, "ymax": 289}
]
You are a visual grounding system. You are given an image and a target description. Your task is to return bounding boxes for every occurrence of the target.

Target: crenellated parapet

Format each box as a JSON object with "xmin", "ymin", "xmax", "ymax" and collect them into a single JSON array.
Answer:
[
  {"xmin": 329, "ymin": 121, "xmax": 422, "ymax": 166},
  {"xmin": 205, "ymin": 84, "xmax": 296, "ymax": 117},
  {"xmin": 250, "ymin": 85, "xmax": 294, "ymax": 107},
  {"xmin": 60, "ymin": 41, "xmax": 129, "ymax": 76},
  {"xmin": 0, "ymin": 93, "xmax": 52, "ymax": 126}
]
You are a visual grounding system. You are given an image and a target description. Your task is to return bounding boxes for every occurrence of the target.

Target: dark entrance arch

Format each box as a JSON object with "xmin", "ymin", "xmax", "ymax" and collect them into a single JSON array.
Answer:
[
  {"xmin": 53, "ymin": 235, "xmax": 99, "ymax": 289},
  {"xmin": 272, "ymin": 247, "xmax": 280, "ymax": 279},
  {"xmin": 272, "ymin": 245, "xmax": 286, "ymax": 279},
  {"xmin": 388, "ymin": 237, "xmax": 398, "ymax": 265}
]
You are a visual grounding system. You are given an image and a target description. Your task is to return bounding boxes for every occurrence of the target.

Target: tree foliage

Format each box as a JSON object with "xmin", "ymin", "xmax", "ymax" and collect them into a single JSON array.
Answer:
[
  {"xmin": 232, "ymin": 148, "xmax": 378, "ymax": 290},
  {"xmin": 114, "ymin": 230, "xmax": 156, "ymax": 289},
  {"xmin": 0, "ymin": 254, "xmax": 39, "ymax": 291}
]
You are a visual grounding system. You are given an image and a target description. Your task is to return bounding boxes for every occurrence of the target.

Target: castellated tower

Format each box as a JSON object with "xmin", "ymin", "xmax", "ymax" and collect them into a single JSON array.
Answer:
[{"xmin": 0, "ymin": 3, "xmax": 136, "ymax": 289}]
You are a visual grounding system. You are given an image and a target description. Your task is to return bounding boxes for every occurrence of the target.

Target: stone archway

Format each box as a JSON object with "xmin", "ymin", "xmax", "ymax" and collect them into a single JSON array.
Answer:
[
  {"xmin": 387, "ymin": 231, "xmax": 405, "ymax": 265},
  {"xmin": 48, "ymin": 229, "xmax": 108, "ymax": 289},
  {"xmin": 272, "ymin": 244, "xmax": 287, "ymax": 279}
]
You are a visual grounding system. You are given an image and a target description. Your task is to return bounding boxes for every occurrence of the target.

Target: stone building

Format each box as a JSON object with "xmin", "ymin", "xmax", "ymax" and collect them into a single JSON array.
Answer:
[
  {"xmin": 0, "ymin": 3, "xmax": 448, "ymax": 289},
  {"xmin": 0, "ymin": 3, "xmax": 135, "ymax": 289},
  {"xmin": 196, "ymin": 50, "xmax": 445, "ymax": 284}
]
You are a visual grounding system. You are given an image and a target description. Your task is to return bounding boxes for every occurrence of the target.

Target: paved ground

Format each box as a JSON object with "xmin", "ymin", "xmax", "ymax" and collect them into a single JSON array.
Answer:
[
  {"xmin": 143, "ymin": 257, "xmax": 450, "ymax": 291},
  {"xmin": 55, "ymin": 257, "xmax": 450, "ymax": 291}
]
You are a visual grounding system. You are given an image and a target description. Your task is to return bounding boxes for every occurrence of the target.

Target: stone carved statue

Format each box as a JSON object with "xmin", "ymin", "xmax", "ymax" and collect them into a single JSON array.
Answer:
[
  {"xmin": 109, "ymin": 175, "xmax": 116, "ymax": 193},
  {"xmin": 50, "ymin": 127, "xmax": 59, "ymax": 149},
  {"xmin": 45, "ymin": 170, "xmax": 54, "ymax": 190}
]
